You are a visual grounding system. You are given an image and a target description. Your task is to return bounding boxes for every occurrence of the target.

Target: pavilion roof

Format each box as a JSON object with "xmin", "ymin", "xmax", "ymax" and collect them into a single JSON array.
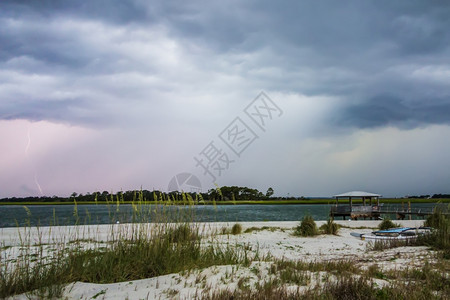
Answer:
[{"xmin": 333, "ymin": 191, "xmax": 381, "ymax": 198}]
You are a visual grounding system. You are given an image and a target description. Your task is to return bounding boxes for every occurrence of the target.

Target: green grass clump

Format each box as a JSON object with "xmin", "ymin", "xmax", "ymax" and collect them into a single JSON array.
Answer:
[
  {"xmin": 378, "ymin": 218, "xmax": 400, "ymax": 230},
  {"xmin": 64, "ymin": 226, "xmax": 243, "ymax": 283},
  {"xmin": 201, "ymin": 283, "xmax": 303, "ymax": 299},
  {"xmin": 419, "ymin": 209, "xmax": 450, "ymax": 258},
  {"xmin": 294, "ymin": 215, "xmax": 319, "ymax": 237},
  {"xmin": 244, "ymin": 226, "xmax": 282, "ymax": 233},
  {"xmin": 165, "ymin": 223, "xmax": 198, "ymax": 243},
  {"xmin": 311, "ymin": 276, "xmax": 377, "ymax": 299},
  {"xmin": 270, "ymin": 259, "xmax": 357, "ymax": 274},
  {"xmin": 367, "ymin": 239, "xmax": 414, "ymax": 251},
  {"xmin": 244, "ymin": 226, "xmax": 269, "ymax": 233},
  {"xmin": 231, "ymin": 223, "xmax": 243, "ymax": 235},
  {"xmin": 269, "ymin": 261, "xmax": 310, "ymax": 286},
  {"xmin": 319, "ymin": 218, "xmax": 339, "ymax": 235},
  {"xmin": 366, "ymin": 264, "xmax": 387, "ymax": 280},
  {"xmin": 424, "ymin": 209, "xmax": 447, "ymax": 229}
]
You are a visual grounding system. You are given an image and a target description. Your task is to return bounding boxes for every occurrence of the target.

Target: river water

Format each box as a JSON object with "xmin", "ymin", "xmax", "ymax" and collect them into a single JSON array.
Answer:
[{"xmin": 0, "ymin": 203, "xmax": 441, "ymax": 228}]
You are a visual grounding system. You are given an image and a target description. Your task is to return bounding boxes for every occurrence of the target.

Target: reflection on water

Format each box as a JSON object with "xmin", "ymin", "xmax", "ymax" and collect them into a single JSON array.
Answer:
[{"xmin": 0, "ymin": 203, "xmax": 441, "ymax": 228}]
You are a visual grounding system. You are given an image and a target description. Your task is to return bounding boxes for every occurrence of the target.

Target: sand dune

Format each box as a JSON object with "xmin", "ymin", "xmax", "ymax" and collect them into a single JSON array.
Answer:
[{"xmin": 2, "ymin": 220, "xmax": 433, "ymax": 299}]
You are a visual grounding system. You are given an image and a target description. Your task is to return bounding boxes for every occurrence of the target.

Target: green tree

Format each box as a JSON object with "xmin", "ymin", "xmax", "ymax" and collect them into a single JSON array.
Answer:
[{"xmin": 266, "ymin": 187, "xmax": 274, "ymax": 198}]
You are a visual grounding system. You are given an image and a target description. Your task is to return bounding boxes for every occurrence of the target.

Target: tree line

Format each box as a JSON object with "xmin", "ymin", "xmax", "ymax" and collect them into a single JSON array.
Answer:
[{"xmin": 0, "ymin": 186, "xmax": 286, "ymax": 203}]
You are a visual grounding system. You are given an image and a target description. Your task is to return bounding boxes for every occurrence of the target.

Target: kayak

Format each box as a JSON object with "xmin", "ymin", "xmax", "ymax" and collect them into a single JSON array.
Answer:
[{"xmin": 350, "ymin": 227, "xmax": 432, "ymax": 240}]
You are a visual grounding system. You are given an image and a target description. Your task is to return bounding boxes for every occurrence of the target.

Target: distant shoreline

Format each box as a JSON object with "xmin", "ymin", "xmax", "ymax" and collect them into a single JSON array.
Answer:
[{"xmin": 0, "ymin": 198, "xmax": 449, "ymax": 205}]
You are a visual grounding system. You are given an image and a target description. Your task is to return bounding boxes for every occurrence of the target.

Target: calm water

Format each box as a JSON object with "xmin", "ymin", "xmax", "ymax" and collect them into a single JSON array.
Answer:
[{"xmin": 0, "ymin": 203, "xmax": 441, "ymax": 228}]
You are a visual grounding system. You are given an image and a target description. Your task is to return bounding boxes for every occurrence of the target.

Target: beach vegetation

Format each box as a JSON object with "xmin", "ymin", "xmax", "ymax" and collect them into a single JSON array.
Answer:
[
  {"xmin": 244, "ymin": 226, "xmax": 283, "ymax": 233},
  {"xmin": 231, "ymin": 223, "xmax": 243, "ymax": 235},
  {"xmin": 419, "ymin": 209, "xmax": 450, "ymax": 258},
  {"xmin": 378, "ymin": 218, "xmax": 400, "ymax": 230},
  {"xmin": 424, "ymin": 208, "xmax": 447, "ymax": 229},
  {"xmin": 319, "ymin": 218, "xmax": 340, "ymax": 235},
  {"xmin": 202, "ymin": 258, "xmax": 450, "ymax": 299},
  {"xmin": 367, "ymin": 238, "xmax": 415, "ymax": 251},
  {"xmin": 294, "ymin": 215, "xmax": 319, "ymax": 237},
  {"xmin": 0, "ymin": 192, "xmax": 260, "ymax": 298}
]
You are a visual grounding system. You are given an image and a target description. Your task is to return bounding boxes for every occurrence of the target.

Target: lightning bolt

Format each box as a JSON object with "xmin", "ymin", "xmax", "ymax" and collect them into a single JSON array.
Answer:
[
  {"xmin": 26, "ymin": 126, "xmax": 44, "ymax": 196},
  {"xmin": 34, "ymin": 173, "xmax": 43, "ymax": 195},
  {"xmin": 26, "ymin": 129, "xmax": 31, "ymax": 156}
]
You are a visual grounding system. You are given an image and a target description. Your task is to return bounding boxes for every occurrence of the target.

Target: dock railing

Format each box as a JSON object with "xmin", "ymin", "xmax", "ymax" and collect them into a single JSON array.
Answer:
[
  {"xmin": 331, "ymin": 203, "xmax": 449, "ymax": 218},
  {"xmin": 378, "ymin": 204, "xmax": 448, "ymax": 216}
]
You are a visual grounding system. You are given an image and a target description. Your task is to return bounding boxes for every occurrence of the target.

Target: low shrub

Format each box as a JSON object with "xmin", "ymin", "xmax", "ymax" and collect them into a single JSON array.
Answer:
[
  {"xmin": 201, "ymin": 283, "xmax": 302, "ymax": 300},
  {"xmin": 319, "ymin": 218, "xmax": 339, "ymax": 235},
  {"xmin": 378, "ymin": 218, "xmax": 400, "ymax": 230},
  {"xmin": 294, "ymin": 215, "xmax": 318, "ymax": 237},
  {"xmin": 165, "ymin": 223, "xmax": 198, "ymax": 243},
  {"xmin": 419, "ymin": 209, "xmax": 450, "ymax": 258},
  {"xmin": 366, "ymin": 264, "xmax": 387, "ymax": 280},
  {"xmin": 367, "ymin": 239, "xmax": 413, "ymax": 251},
  {"xmin": 317, "ymin": 276, "xmax": 377, "ymax": 300},
  {"xmin": 231, "ymin": 223, "xmax": 243, "ymax": 235},
  {"xmin": 424, "ymin": 209, "xmax": 447, "ymax": 229}
]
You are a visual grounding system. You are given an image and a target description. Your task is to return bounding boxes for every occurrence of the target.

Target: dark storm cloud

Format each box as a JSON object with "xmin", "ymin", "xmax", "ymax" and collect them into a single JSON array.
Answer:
[
  {"xmin": 0, "ymin": 98, "xmax": 107, "ymax": 126},
  {"xmin": 0, "ymin": 0, "xmax": 149, "ymax": 24},
  {"xmin": 335, "ymin": 95, "xmax": 450, "ymax": 129},
  {"xmin": 151, "ymin": 1, "xmax": 450, "ymax": 130},
  {"xmin": 1, "ymin": 0, "xmax": 450, "ymax": 129}
]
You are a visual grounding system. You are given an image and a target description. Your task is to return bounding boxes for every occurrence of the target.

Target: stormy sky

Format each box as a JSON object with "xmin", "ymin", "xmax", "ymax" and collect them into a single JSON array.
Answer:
[{"xmin": 1, "ymin": 1, "xmax": 450, "ymax": 198}]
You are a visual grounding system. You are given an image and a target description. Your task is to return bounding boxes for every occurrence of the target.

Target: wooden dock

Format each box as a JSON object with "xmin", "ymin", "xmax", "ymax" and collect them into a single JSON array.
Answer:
[
  {"xmin": 330, "ymin": 191, "xmax": 449, "ymax": 220},
  {"xmin": 330, "ymin": 204, "xmax": 449, "ymax": 220}
]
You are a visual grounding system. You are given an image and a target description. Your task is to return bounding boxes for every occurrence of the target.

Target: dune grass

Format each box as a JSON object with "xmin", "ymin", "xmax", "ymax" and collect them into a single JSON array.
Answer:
[
  {"xmin": 294, "ymin": 215, "xmax": 319, "ymax": 237},
  {"xmin": 0, "ymin": 221, "xmax": 259, "ymax": 298},
  {"xmin": 367, "ymin": 238, "xmax": 416, "ymax": 251},
  {"xmin": 378, "ymin": 218, "xmax": 401, "ymax": 230},
  {"xmin": 319, "ymin": 218, "xmax": 340, "ymax": 235},
  {"xmin": 231, "ymin": 223, "xmax": 243, "ymax": 235},
  {"xmin": 202, "ymin": 258, "xmax": 450, "ymax": 299},
  {"xmin": 418, "ymin": 208, "xmax": 450, "ymax": 258},
  {"xmin": 0, "ymin": 194, "xmax": 259, "ymax": 298}
]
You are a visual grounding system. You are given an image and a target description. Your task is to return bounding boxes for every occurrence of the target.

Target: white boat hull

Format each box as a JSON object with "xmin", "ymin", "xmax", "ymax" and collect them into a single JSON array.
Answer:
[
  {"xmin": 350, "ymin": 227, "xmax": 431, "ymax": 241},
  {"xmin": 350, "ymin": 232, "xmax": 417, "ymax": 240}
]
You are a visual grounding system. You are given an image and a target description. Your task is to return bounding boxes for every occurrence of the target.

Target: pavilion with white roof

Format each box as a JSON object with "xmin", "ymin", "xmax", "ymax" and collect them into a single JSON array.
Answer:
[
  {"xmin": 334, "ymin": 191, "xmax": 381, "ymax": 207},
  {"xmin": 331, "ymin": 191, "xmax": 382, "ymax": 220}
]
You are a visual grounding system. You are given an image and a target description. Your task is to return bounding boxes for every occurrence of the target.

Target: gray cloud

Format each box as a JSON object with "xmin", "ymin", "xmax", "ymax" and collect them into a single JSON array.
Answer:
[
  {"xmin": 0, "ymin": 98, "xmax": 108, "ymax": 126},
  {"xmin": 334, "ymin": 95, "xmax": 450, "ymax": 129},
  {"xmin": 1, "ymin": 0, "xmax": 450, "ymax": 129},
  {"xmin": 0, "ymin": 0, "xmax": 149, "ymax": 24}
]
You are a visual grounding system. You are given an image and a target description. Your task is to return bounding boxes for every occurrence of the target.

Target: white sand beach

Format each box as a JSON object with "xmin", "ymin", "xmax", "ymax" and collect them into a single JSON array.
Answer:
[{"xmin": 1, "ymin": 220, "xmax": 435, "ymax": 299}]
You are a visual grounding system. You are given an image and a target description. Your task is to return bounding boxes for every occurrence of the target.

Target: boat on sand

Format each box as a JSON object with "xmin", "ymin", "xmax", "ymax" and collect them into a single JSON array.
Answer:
[{"xmin": 350, "ymin": 227, "xmax": 432, "ymax": 240}]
